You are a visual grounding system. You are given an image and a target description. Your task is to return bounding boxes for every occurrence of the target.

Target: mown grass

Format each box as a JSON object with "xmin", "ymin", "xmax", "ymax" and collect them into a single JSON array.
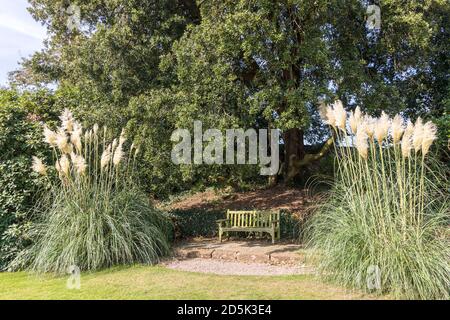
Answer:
[{"xmin": 0, "ymin": 265, "xmax": 375, "ymax": 300}]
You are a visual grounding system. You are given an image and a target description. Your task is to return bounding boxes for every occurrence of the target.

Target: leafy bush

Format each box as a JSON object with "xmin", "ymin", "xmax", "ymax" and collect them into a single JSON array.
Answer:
[
  {"xmin": 0, "ymin": 99, "xmax": 50, "ymax": 270},
  {"xmin": 169, "ymin": 209, "xmax": 225, "ymax": 238},
  {"xmin": 308, "ymin": 102, "xmax": 450, "ymax": 299},
  {"xmin": 433, "ymin": 110, "xmax": 449, "ymax": 163},
  {"xmin": 280, "ymin": 210, "xmax": 303, "ymax": 240},
  {"xmin": 22, "ymin": 110, "xmax": 172, "ymax": 273}
]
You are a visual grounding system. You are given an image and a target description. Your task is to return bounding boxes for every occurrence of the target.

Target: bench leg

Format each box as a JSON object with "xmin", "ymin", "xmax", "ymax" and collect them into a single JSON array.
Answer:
[
  {"xmin": 271, "ymin": 229, "xmax": 275, "ymax": 244},
  {"xmin": 219, "ymin": 227, "xmax": 222, "ymax": 243}
]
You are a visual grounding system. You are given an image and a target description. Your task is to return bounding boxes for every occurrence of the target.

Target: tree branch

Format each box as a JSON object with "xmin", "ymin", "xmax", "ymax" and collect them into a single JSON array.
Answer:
[{"xmin": 286, "ymin": 135, "xmax": 334, "ymax": 180}]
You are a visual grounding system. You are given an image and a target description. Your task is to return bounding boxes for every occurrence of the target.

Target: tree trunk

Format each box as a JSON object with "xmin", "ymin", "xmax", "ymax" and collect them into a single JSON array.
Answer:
[
  {"xmin": 282, "ymin": 129, "xmax": 335, "ymax": 182},
  {"xmin": 283, "ymin": 128, "xmax": 305, "ymax": 181}
]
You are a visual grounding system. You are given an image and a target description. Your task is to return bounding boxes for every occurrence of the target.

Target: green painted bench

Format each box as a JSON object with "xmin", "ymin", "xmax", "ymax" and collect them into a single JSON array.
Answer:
[{"xmin": 217, "ymin": 210, "xmax": 280, "ymax": 244}]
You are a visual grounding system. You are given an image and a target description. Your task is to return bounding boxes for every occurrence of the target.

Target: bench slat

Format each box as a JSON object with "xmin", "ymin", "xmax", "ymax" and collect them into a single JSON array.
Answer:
[{"xmin": 221, "ymin": 227, "xmax": 272, "ymax": 232}]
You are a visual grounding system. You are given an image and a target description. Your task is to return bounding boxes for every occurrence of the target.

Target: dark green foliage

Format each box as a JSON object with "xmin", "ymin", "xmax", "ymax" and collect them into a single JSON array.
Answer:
[
  {"xmin": 279, "ymin": 210, "xmax": 302, "ymax": 240},
  {"xmin": 0, "ymin": 160, "xmax": 37, "ymax": 270},
  {"xmin": 0, "ymin": 94, "xmax": 52, "ymax": 269},
  {"xmin": 432, "ymin": 85, "xmax": 450, "ymax": 160},
  {"xmin": 125, "ymin": 89, "xmax": 265, "ymax": 197},
  {"xmin": 169, "ymin": 209, "xmax": 225, "ymax": 238},
  {"xmin": 11, "ymin": 0, "xmax": 449, "ymax": 193}
]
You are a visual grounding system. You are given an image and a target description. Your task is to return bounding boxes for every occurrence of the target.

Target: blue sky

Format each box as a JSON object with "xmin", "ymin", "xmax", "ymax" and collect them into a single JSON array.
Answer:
[{"xmin": 0, "ymin": 0, "xmax": 47, "ymax": 86}]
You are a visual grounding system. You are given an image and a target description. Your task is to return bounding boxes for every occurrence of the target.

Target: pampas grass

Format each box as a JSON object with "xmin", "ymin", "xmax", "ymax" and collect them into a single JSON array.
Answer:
[
  {"xmin": 355, "ymin": 122, "xmax": 369, "ymax": 159},
  {"xmin": 31, "ymin": 156, "xmax": 47, "ymax": 176},
  {"xmin": 391, "ymin": 115, "xmax": 404, "ymax": 144},
  {"xmin": 43, "ymin": 125, "xmax": 57, "ymax": 146},
  {"xmin": 412, "ymin": 117, "xmax": 424, "ymax": 153},
  {"xmin": 422, "ymin": 121, "xmax": 437, "ymax": 155},
  {"xmin": 308, "ymin": 101, "xmax": 449, "ymax": 299},
  {"xmin": 23, "ymin": 110, "xmax": 171, "ymax": 274},
  {"xmin": 348, "ymin": 106, "xmax": 362, "ymax": 134},
  {"xmin": 374, "ymin": 112, "xmax": 390, "ymax": 144},
  {"xmin": 333, "ymin": 100, "xmax": 347, "ymax": 131}
]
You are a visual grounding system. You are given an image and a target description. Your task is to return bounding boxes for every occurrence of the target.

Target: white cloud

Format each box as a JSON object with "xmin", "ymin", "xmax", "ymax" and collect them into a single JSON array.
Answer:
[
  {"xmin": 0, "ymin": 0, "xmax": 48, "ymax": 85},
  {"xmin": 0, "ymin": 13, "xmax": 46, "ymax": 40}
]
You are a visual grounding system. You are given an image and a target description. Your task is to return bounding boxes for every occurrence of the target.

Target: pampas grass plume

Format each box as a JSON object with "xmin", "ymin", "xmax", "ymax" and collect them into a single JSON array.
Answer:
[
  {"xmin": 59, "ymin": 155, "xmax": 70, "ymax": 177},
  {"xmin": 401, "ymin": 131, "xmax": 412, "ymax": 158},
  {"xmin": 60, "ymin": 109, "xmax": 74, "ymax": 133},
  {"xmin": 413, "ymin": 117, "xmax": 424, "ymax": 153},
  {"xmin": 43, "ymin": 125, "xmax": 57, "ymax": 147},
  {"xmin": 356, "ymin": 122, "xmax": 369, "ymax": 159},
  {"xmin": 113, "ymin": 143, "xmax": 123, "ymax": 166},
  {"xmin": 374, "ymin": 111, "xmax": 390, "ymax": 144},
  {"xmin": 70, "ymin": 121, "xmax": 83, "ymax": 153},
  {"xmin": 391, "ymin": 114, "xmax": 404, "ymax": 144},
  {"xmin": 93, "ymin": 123, "xmax": 99, "ymax": 135},
  {"xmin": 56, "ymin": 129, "xmax": 73, "ymax": 154},
  {"xmin": 32, "ymin": 156, "xmax": 47, "ymax": 175},
  {"xmin": 333, "ymin": 100, "xmax": 347, "ymax": 131},
  {"xmin": 364, "ymin": 116, "xmax": 376, "ymax": 140},
  {"xmin": 101, "ymin": 145, "xmax": 112, "ymax": 170},
  {"xmin": 71, "ymin": 153, "xmax": 87, "ymax": 175},
  {"xmin": 325, "ymin": 106, "xmax": 336, "ymax": 128},
  {"xmin": 422, "ymin": 121, "xmax": 437, "ymax": 156}
]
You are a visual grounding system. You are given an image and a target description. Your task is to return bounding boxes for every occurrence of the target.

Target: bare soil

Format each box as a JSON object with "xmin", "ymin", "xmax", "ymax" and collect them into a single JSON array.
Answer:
[{"xmin": 162, "ymin": 185, "xmax": 321, "ymax": 217}]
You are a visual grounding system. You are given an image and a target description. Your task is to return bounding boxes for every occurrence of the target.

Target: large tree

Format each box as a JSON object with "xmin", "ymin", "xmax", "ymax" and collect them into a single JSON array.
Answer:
[
  {"xmin": 166, "ymin": 0, "xmax": 449, "ymax": 181},
  {"xmin": 11, "ymin": 0, "xmax": 449, "ymax": 191},
  {"xmin": 12, "ymin": 0, "xmax": 201, "ymax": 124}
]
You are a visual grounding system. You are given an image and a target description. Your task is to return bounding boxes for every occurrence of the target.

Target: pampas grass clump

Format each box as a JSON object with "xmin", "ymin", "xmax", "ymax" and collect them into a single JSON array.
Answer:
[
  {"xmin": 24, "ymin": 109, "xmax": 171, "ymax": 274},
  {"xmin": 308, "ymin": 102, "xmax": 449, "ymax": 299}
]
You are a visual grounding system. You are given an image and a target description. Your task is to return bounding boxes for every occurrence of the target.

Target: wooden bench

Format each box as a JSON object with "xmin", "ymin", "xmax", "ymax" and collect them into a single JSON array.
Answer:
[{"xmin": 217, "ymin": 210, "xmax": 280, "ymax": 244}]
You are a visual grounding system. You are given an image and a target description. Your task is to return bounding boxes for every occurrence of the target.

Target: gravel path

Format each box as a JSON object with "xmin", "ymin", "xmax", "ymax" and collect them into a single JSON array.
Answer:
[{"xmin": 164, "ymin": 258, "xmax": 314, "ymax": 276}]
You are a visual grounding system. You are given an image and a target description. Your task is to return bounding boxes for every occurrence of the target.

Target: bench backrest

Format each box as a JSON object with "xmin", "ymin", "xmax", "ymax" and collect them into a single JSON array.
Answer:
[{"xmin": 226, "ymin": 210, "xmax": 280, "ymax": 228}]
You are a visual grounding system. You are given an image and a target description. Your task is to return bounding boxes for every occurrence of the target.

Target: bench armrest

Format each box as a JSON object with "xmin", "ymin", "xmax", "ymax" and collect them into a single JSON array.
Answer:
[
  {"xmin": 216, "ymin": 219, "xmax": 230, "ymax": 226},
  {"xmin": 271, "ymin": 220, "xmax": 280, "ymax": 224}
]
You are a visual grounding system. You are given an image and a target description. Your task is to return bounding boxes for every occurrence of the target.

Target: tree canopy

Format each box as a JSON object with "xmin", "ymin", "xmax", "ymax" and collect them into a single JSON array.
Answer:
[{"xmin": 10, "ymin": 0, "xmax": 450, "ymax": 194}]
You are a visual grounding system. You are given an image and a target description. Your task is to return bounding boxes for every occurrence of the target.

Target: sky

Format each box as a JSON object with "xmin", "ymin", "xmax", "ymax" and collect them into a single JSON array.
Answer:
[{"xmin": 0, "ymin": 0, "xmax": 47, "ymax": 86}]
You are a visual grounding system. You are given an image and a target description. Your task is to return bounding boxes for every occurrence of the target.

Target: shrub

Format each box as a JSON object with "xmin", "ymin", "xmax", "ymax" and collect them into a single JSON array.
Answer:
[
  {"xmin": 0, "ymin": 100, "xmax": 50, "ymax": 270},
  {"xmin": 21, "ymin": 110, "xmax": 172, "ymax": 274},
  {"xmin": 169, "ymin": 209, "xmax": 225, "ymax": 238},
  {"xmin": 308, "ymin": 101, "xmax": 450, "ymax": 299}
]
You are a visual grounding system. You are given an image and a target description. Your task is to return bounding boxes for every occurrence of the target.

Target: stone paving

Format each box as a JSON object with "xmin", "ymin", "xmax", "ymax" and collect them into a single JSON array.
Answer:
[
  {"xmin": 166, "ymin": 239, "xmax": 315, "ymax": 275},
  {"xmin": 173, "ymin": 239, "xmax": 307, "ymax": 265}
]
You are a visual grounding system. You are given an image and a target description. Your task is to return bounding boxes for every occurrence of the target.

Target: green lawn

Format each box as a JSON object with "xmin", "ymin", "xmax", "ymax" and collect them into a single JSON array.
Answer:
[{"xmin": 0, "ymin": 265, "xmax": 375, "ymax": 300}]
